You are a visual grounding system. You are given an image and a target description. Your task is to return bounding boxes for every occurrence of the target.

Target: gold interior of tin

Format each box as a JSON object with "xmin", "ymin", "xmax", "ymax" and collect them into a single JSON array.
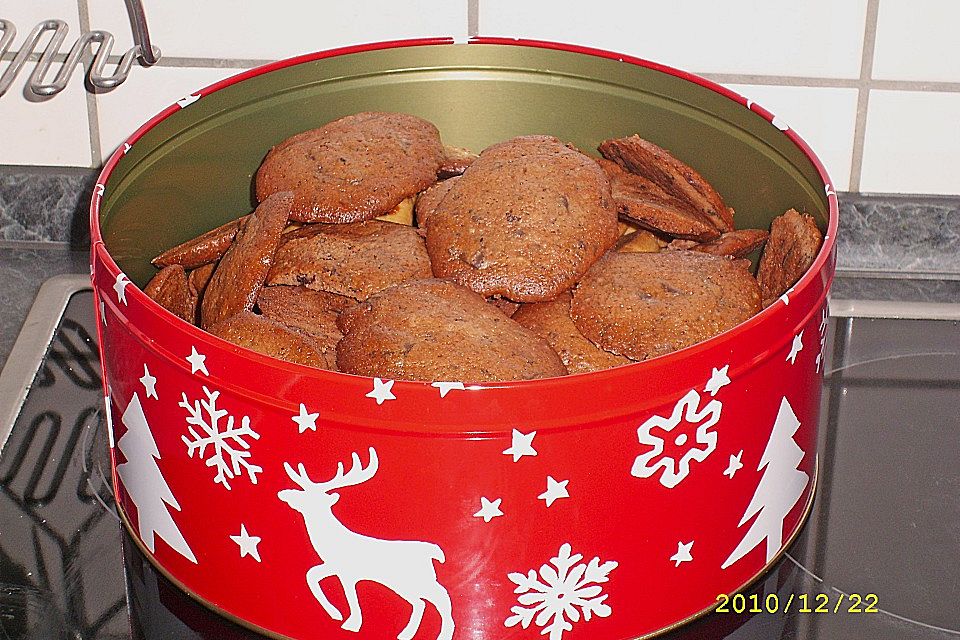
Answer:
[{"xmin": 97, "ymin": 44, "xmax": 830, "ymax": 287}]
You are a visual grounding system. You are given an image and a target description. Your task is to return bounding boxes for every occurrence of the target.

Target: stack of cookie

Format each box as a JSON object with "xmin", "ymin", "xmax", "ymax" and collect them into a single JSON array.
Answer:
[{"xmin": 145, "ymin": 111, "xmax": 822, "ymax": 382}]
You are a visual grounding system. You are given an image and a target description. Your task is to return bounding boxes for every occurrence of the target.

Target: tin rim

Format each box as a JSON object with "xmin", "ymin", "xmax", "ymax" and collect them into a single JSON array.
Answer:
[{"xmin": 89, "ymin": 37, "xmax": 839, "ymax": 407}]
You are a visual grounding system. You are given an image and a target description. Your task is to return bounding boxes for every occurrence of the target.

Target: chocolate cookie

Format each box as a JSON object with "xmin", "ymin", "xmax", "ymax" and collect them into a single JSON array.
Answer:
[
  {"xmin": 152, "ymin": 215, "xmax": 247, "ymax": 269},
  {"xmin": 426, "ymin": 136, "xmax": 619, "ymax": 302},
  {"xmin": 414, "ymin": 177, "xmax": 458, "ymax": 233},
  {"xmin": 259, "ymin": 284, "xmax": 355, "ymax": 315},
  {"xmin": 599, "ymin": 135, "xmax": 733, "ymax": 232},
  {"xmin": 144, "ymin": 264, "xmax": 197, "ymax": 323},
  {"xmin": 257, "ymin": 285, "xmax": 345, "ymax": 362},
  {"xmin": 756, "ymin": 209, "xmax": 823, "ymax": 307},
  {"xmin": 514, "ymin": 291, "xmax": 633, "ymax": 375},
  {"xmin": 669, "ymin": 229, "xmax": 769, "ymax": 258},
  {"xmin": 255, "ymin": 111, "xmax": 444, "ymax": 223},
  {"xmin": 266, "ymin": 220, "xmax": 432, "ymax": 300},
  {"xmin": 487, "ymin": 296, "xmax": 520, "ymax": 317},
  {"xmin": 598, "ymin": 158, "xmax": 720, "ymax": 241},
  {"xmin": 188, "ymin": 263, "xmax": 216, "ymax": 299},
  {"xmin": 207, "ymin": 310, "xmax": 332, "ymax": 370},
  {"xmin": 571, "ymin": 251, "xmax": 761, "ymax": 360},
  {"xmin": 336, "ymin": 279, "xmax": 567, "ymax": 382},
  {"xmin": 200, "ymin": 192, "xmax": 291, "ymax": 329}
]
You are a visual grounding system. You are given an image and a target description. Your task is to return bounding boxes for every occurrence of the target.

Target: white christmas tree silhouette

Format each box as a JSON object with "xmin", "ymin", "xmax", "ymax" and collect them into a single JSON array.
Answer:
[
  {"xmin": 116, "ymin": 392, "xmax": 197, "ymax": 564},
  {"xmin": 722, "ymin": 397, "xmax": 808, "ymax": 569}
]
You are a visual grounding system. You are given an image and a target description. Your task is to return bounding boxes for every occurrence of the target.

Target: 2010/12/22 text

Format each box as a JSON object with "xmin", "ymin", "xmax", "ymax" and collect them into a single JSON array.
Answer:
[{"xmin": 716, "ymin": 593, "xmax": 879, "ymax": 614}]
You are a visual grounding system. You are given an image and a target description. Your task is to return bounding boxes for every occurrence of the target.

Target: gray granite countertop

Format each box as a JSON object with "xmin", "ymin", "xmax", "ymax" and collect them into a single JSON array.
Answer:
[
  {"xmin": 0, "ymin": 165, "xmax": 958, "ymax": 374},
  {"xmin": 0, "ymin": 242, "xmax": 89, "ymax": 371}
]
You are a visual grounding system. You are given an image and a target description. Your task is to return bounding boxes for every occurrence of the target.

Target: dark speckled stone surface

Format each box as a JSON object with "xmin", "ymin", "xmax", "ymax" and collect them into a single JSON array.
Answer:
[
  {"xmin": 0, "ymin": 166, "xmax": 97, "ymax": 246},
  {"xmin": 1, "ymin": 170, "xmax": 958, "ymax": 273},
  {"xmin": 0, "ymin": 173, "xmax": 958, "ymax": 371},
  {"xmin": 832, "ymin": 273, "xmax": 960, "ymax": 302},
  {"xmin": 0, "ymin": 243, "xmax": 89, "ymax": 371},
  {"xmin": 837, "ymin": 194, "xmax": 960, "ymax": 273}
]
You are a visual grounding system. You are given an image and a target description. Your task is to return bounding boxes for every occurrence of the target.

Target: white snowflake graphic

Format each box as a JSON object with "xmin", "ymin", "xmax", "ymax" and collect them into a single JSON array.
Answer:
[
  {"xmin": 631, "ymin": 389, "xmax": 721, "ymax": 488},
  {"xmin": 505, "ymin": 543, "xmax": 617, "ymax": 640},
  {"xmin": 180, "ymin": 386, "xmax": 261, "ymax": 490}
]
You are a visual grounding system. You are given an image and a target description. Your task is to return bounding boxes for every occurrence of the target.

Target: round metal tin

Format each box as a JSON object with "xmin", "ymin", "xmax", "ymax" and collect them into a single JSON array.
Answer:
[{"xmin": 91, "ymin": 38, "xmax": 838, "ymax": 640}]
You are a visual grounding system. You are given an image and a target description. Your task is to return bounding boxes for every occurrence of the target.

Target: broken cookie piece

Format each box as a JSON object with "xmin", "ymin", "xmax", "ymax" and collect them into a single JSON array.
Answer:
[
  {"xmin": 208, "ymin": 310, "xmax": 333, "ymax": 370},
  {"xmin": 200, "ymin": 191, "xmax": 291, "ymax": 329},
  {"xmin": 152, "ymin": 215, "xmax": 247, "ymax": 269},
  {"xmin": 267, "ymin": 220, "xmax": 432, "ymax": 300},
  {"xmin": 756, "ymin": 209, "xmax": 823, "ymax": 307},
  {"xmin": 144, "ymin": 264, "xmax": 197, "ymax": 323},
  {"xmin": 668, "ymin": 229, "xmax": 769, "ymax": 258},
  {"xmin": 514, "ymin": 291, "xmax": 633, "ymax": 375},
  {"xmin": 599, "ymin": 134, "xmax": 733, "ymax": 233},
  {"xmin": 598, "ymin": 158, "xmax": 720, "ymax": 241}
]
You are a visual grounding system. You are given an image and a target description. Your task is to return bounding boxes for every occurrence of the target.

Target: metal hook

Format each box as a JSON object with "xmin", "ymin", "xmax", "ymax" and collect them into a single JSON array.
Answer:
[{"xmin": 0, "ymin": 0, "xmax": 160, "ymax": 98}]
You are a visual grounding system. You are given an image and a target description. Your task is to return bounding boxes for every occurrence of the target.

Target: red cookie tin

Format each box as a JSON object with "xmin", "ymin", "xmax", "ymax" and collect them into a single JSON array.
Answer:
[{"xmin": 90, "ymin": 38, "xmax": 838, "ymax": 640}]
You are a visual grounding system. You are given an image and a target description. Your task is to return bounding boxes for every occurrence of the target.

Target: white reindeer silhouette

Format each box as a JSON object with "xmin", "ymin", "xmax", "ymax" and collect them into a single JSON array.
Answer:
[{"xmin": 278, "ymin": 447, "xmax": 454, "ymax": 640}]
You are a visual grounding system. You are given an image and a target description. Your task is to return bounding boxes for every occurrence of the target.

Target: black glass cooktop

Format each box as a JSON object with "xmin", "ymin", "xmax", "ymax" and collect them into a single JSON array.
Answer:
[{"xmin": 0, "ymin": 283, "xmax": 957, "ymax": 640}]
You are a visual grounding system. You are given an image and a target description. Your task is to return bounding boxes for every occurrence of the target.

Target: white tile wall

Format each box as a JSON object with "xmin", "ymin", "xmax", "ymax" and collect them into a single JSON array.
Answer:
[
  {"xmin": 479, "ymin": 0, "xmax": 869, "ymax": 78},
  {"xmin": 0, "ymin": 79, "xmax": 91, "ymax": 167},
  {"xmin": 873, "ymin": 0, "xmax": 960, "ymax": 82},
  {"xmin": 96, "ymin": 66, "xmax": 237, "ymax": 157},
  {"xmin": 725, "ymin": 84, "xmax": 859, "ymax": 191},
  {"xmin": 87, "ymin": 0, "xmax": 469, "ymax": 60},
  {"xmin": 2, "ymin": 0, "xmax": 960, "ymax": 197},
  {"xmin": 860, "ymin": 91, "xmax": 960, "ymax": 195},
  {"xmin": 0, "ymin": 0, "xmax": 82, "ymax": 46}
]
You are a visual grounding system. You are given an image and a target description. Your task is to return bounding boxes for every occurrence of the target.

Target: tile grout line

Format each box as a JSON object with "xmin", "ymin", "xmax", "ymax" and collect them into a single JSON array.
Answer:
[
  {"xmin": 76, "ymin": 0, "xmax": 102, "ymax": 169},
  {"xmin": 2, "ymin": 55, "xmax": 954, "ymax": 92},
  {"xmin": 698, "ymin": 74, "xmax": 960, "ymax": 93},
  {"xmin": 468, "ymin": 0, "xmax": 479, "ymax": 37},
  {"xmin": 113, "ymin": 55, "xmax": 274, "ymax": 69},
  {"xmin": 847, "ymin": 0, "xmax": 881, "ymax": 193}
]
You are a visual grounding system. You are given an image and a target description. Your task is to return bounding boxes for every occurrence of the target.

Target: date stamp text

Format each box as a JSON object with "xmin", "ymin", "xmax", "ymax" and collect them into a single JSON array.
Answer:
[{"xmin": 716, "ymin": 592, "xmax": 879, "ymax": 614}]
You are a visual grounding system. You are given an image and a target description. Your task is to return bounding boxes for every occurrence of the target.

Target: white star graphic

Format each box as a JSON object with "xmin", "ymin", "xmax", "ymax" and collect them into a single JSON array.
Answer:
[
  {"xmin": 230, "ymin": 524, "xmax": 262, "ymax": 562},
  {"xmin": 786, "ymin": 331, "xmax": 804, "ymax": 365},
  {"xmin": 176, "ymin": 93, "xmax": 201, "ymax": 108},
  {"xmin": 186, "ymin": 346, "xmax": 209, "ymax": 376},
  {"xmin": 473, "ymin": 497, "xmax": 504, "ymax": 522},
  {"xmin": 537, "ymin": 476, "xmax": 570, "ymax": 507},
  {"xmin": 99, "ymin": 298, "xmax": 107, "ymax": 325},
  {"xmin": 139, "ymin": 364, "xmax": 157, "ymax": 399},
  {"xmin": 704, "ymin": 365, "xmax": 731, "ymax": 396},
  {"xmin": 502, "ymin": 429, "xmax": 537, "ymax": 462},
  {"xmin": 365, "ymin": 377, "xmax": 396, "ymax": 405},
  {"xmin": 724, "ymin": 450, "xmax": 744, "ymax": 479},
  {"xmin": 670, "ymin": 540, "xmax": 694, "ymax": 567},
  {"xmin": 292, "ymin": 403, "xmax": 319, "ymax": 433},
  {"xmin": 113, "ymin": 272, "xmax": 131, "ymax": 306},
  {"xmin": 779, "ymin": 293, "xmax": 790, "ymax": 306},
  {"xmin": 431, "ymin": 381, "xmax": 465, "ymax": 398}
]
